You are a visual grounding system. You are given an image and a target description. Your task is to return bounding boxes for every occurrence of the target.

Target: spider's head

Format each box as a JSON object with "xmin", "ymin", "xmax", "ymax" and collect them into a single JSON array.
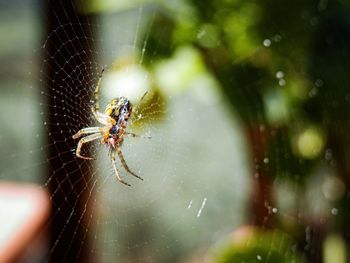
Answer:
[{"xmin": 108, "ymin": 137, "xmax": 117, "ymax": 148}]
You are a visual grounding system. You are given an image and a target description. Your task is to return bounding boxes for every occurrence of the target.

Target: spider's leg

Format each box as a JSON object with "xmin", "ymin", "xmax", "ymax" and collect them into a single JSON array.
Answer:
[
  {"xmin": 93, "ymin": 67, "xmax": 105, "ymax": 113},
  {"xmin": 75, "ymin": 133, "xmax": 102, "ymax": 160},
  {"xmin": 111, "ymin": 152, "xmax": 131, "ymax": 186},
  {"xmin": 125, "ymin": 132, "xmax": 151, "ymax": 139},
  {"xmin": 91, "ymin": 67, "xmax": 116, "ymax": 126},
  {"xmin": 131, "ymin": 91, "xmax": 148, "ymax": 116},
  {"xmin": 91, "ymin": 107, "xmax": 116, "ymax": 126},
  {"xmin": 72, "ymin": 127, "xmax": 105, "ymax": 139},
  {"xmin": 116, "ymin": 147, "xmax": 144, "ymax": 181}
]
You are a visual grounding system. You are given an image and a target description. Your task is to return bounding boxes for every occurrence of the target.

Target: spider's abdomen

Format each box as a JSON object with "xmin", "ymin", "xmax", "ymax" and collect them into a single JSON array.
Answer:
[
  {"xmin": 109, "ymin": 125, "xmax": 119, "ymax": 136},
  {"xmin": 105, "ymin": 97, "xmax": 132, "ymax": 119}
]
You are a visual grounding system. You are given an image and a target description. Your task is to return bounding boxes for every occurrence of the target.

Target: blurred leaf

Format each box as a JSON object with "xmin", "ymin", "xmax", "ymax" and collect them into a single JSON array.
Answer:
[
  {"xmin": 77, "ymin": 0, "xmax": 152, "ymax": 14},
  {"xmin": 213, "ymin": 228, "xmax": 305, "ymax": 263},
  {"xmin": 130, "ymin": 87, "xmax": 166, "ymax": 132},
  {"xmin": 154, "ymin": 46, "xmax": 206, "ymax": 95},
  {"xmin": 323, "ymin": 234, "xmax": 346, "ymax": 263}
]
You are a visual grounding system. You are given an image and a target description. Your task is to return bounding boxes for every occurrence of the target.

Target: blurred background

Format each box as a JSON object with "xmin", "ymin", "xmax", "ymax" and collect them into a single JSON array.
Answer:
[{"xmin": 0, "ymin": 0, "xmax": 350, "ymax": 262}]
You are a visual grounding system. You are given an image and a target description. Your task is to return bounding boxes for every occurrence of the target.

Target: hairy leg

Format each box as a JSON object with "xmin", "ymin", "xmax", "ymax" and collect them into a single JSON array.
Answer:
[
  {"xmin": 91, "ymin": 107, "xmax": 116, "ymax": 126},
  {"xmin": 111, "ymin": 152, "xmax": 131, "ymax": 186},
  {"xmin": 72, "ymin": 127, "xmax": 105, "ymax": 139},
  {"xmin": 94, "ymin": 67, "xmax": 105, "ymax": 112},
  {"xmin": 75, "ymin": 133, "xmax": 102, "ymax": 160},
  {"xmin": 117, "ymin": 147, "xmax": 143, "ymax": 181},
  {"xmin": 131, "ymin": 91, "xmax": 148, "ymax": 116},
  {"xmin": 125, "ymin": 132, "xmax": 151, "ymax": 139}
]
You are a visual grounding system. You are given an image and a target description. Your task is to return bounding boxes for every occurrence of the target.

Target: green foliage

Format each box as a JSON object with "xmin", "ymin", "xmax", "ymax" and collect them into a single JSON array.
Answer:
[
  {"xmin": 213, "ymin": 229, "xmax": 305, "ymax": 263},
  {"xmin": 138, "ymin": 0, "xmax": 350, "ymax": 190},
  {"xmin": 124, "ymin": 0, "xmax": 350, "ymax": 260}
]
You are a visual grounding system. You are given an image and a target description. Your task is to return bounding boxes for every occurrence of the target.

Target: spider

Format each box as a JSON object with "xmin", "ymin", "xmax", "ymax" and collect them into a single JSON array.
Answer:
[{"xmin": 72, "ymin": 68, "xmax": 148, "ymax": 186}]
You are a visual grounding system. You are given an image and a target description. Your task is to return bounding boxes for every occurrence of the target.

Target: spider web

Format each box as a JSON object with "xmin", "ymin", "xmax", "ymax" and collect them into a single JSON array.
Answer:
[{"xmin": 0, "ymin": 1, "xmax": 249, "ymax": 262}]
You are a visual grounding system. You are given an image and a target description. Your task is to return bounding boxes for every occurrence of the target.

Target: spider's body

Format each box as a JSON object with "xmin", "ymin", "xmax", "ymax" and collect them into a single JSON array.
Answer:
[
  {"xmin": 72, "ymin": 68, "xmax": 148, "ymax": 186},
  {"xmin": 104, "ymin": 97, "xmax": 132, "ymax": 148}
]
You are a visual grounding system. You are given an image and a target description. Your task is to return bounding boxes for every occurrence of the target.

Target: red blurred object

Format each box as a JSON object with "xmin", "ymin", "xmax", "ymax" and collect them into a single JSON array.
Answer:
[{"xmin": 0, "ymin": 182, "xmax": 50, "ymax": 263}]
